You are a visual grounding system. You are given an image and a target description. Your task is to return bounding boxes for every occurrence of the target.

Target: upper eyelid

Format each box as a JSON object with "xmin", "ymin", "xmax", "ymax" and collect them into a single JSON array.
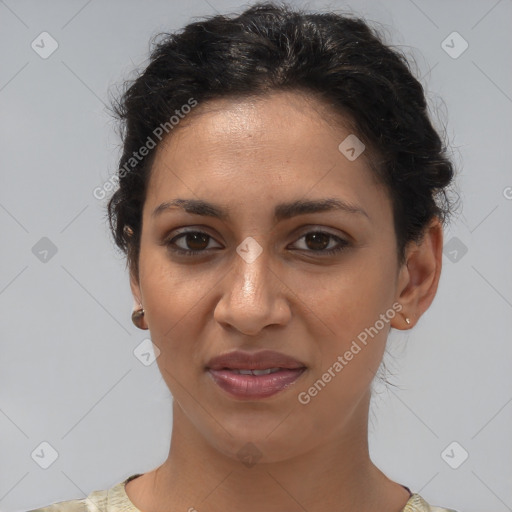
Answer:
[{"xmin": 169, "ymin": 228, "xmax": 222, "ymax": 244}]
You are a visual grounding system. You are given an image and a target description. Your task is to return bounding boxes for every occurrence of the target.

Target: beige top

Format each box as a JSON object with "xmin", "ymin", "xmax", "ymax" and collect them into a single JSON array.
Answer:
[{"xmin": 28, "ymin": 473, "xmax": 459, "ymax": 512}]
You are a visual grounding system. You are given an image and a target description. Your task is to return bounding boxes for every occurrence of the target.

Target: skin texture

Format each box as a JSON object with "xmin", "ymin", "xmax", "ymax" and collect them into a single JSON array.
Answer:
[{"xmin": 126, "ymin": 90, "xmax": 443, "ymax": 512}]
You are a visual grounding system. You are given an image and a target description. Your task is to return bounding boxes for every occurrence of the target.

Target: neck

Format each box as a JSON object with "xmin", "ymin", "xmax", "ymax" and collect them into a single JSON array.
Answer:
[{"xmin": 127, "ymin": 393, "xmax": 411, "ymax": 512}]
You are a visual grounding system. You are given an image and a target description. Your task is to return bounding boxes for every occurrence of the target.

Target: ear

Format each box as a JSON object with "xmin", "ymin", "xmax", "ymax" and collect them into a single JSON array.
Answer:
[
  {"xmin": 391, "ymin": 217, "xmax": 444, "ymax": 330},
  {"xmin": 130, "ymin": 269, "xmax": 142, "ymax": 308}
]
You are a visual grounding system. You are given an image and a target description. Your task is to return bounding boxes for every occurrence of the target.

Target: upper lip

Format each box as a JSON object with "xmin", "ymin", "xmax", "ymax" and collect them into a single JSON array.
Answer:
[{"xmin": 206, "ymin": 350, "xmax": 306, "ymax": 371}]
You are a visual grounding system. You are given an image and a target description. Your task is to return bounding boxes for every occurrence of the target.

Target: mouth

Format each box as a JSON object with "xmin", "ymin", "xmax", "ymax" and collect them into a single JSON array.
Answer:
[
  {"xmin": 205, "ymin": 350, "xmax": 307, "ymax": 399},
  {"xmin": 222, "ymin": 367, "xmax": 284, "ymax": 375}
]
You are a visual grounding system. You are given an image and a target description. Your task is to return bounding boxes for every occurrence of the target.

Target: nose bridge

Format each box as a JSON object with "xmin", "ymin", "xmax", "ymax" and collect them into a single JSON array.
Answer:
[
  {"xmin": 214, "ymin": 238, "xmax": 290, "ymax": 333},
  {"xmin": 232, "ymin": 243, "xmax": 272, "ymax": 307}
]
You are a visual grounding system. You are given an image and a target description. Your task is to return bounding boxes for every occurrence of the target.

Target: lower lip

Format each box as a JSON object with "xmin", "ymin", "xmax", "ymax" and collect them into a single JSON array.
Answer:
[{"xmin": 207, "ymin": 368, "xmax": 306, "ymax": 399}]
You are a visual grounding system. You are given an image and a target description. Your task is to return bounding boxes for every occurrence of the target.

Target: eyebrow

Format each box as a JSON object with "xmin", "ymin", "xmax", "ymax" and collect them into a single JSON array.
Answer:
[{"xmin": 152, "ymin": 197, "xmax": 369, "ymax": 221}]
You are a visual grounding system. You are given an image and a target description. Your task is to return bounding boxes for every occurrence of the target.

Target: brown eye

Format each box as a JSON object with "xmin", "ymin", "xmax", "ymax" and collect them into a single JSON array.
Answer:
[
  {"xmin": 183, "ymin": 232, "xmax": 210, "ymax": 251},
  {"xmin": 304, "ymin": 232, "xmax": 331, "ymax": 251},
  {"xmin": 290, "ymin": 231, "xmax": 349, "ymax": 255},
  {"xmin": 165, "ymin": 230, "xmax": 222, "ymax": 255}
]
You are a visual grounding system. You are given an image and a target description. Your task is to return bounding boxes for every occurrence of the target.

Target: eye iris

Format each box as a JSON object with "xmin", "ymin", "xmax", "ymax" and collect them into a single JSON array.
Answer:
[
  {"xmin": 305, "ymin": 232, "xmax": 330, "ymax": 251},
  {"xmin": 186, "ymin": 232, "xmax": 209, "ymax": 250}
]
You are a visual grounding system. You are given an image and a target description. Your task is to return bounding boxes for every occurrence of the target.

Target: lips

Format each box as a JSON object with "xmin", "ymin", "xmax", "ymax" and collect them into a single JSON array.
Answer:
[
  {"xmin": 205, "ymin": 350, "xmax": 307, "ymax": 399},
  {"xmin": 206, "ymin": 349, "xmax": 306, "ymax": 371}
]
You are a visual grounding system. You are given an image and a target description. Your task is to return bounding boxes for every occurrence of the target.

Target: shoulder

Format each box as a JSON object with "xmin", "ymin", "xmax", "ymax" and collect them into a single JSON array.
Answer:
[
  {"xmin": 26, "ymin": 474, "xmax": 142, "ymax": 512},
  {"xmin": 26, "ymin": 496, "xmax": 93, "ymax": 512},
  {"xmin": 26, "ymin": 488, "xmax": 109, "ymax": 512},
  {"xmin": 404, "ymin": 493, "xmax": 460, "ymax": 512}
]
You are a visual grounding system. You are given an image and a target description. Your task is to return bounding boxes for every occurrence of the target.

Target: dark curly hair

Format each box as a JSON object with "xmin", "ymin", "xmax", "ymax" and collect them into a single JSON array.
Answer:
[{"xmin": 106, "ymin": 1, "xmax": 454, "ymax": 281}]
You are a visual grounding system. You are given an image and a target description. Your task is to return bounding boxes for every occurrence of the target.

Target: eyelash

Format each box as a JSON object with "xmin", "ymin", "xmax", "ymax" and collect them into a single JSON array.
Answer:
[{"xmin": 164, "ymin": 230, "xmax": 350, "ymax": 257}]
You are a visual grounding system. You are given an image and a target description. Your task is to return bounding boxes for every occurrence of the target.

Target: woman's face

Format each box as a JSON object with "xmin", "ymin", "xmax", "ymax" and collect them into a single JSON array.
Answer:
[{"xmin": 131, "ymin": 90, "xmax": 407, "ymax": 462}]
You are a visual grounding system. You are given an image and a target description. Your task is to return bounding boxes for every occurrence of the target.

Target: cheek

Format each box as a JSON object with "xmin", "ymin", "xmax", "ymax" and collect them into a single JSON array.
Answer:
[
  {"xmin": 297, "ymin": 249, "xmax": 397, "ymax": 394},
  {"xmin": 298, "ymin": 298, "xmax": 392, "ymax": 429},
  {"xmin": 141, "ymin": 259, "xmax": 208, "ymax": 396},
  {"xmin": 139, "ymin": 250, "xmax": 208, "ymax": 351},
  {"xmin": 299, "ymin": 253, "xmax": 398, "ymax": 337}
]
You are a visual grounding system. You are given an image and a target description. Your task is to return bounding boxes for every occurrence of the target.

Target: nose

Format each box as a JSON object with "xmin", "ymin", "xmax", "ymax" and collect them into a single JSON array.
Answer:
[{"xmin": 213, "ymin": 245, "xmax": 292, "ymax": 335}]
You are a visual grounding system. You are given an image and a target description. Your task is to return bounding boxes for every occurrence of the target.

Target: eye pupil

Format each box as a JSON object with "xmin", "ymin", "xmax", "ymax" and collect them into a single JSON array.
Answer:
[
  {"xmin": 187, "ymin": 232, "xmax": 209, "ymax": 250},
  {"xmin": 305, "ymin": 232, "xmax": 330, "ymax": 251}
]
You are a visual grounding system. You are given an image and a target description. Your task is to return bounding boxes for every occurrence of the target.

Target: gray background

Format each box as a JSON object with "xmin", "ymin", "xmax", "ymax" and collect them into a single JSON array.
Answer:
[{"xmin": 1, "ymin": 0, "xmax": 511, "ymax": 511}]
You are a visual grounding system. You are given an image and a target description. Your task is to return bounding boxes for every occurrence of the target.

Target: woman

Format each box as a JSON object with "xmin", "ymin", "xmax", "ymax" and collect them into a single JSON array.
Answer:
[{"xmin": 30, "ymin": 2, "xmax": 458, "ymax": 511}]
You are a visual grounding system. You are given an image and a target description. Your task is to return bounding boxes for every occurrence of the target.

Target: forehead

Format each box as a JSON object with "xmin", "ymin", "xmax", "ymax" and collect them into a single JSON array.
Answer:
[{"xmin": 144, "ymin": 90, "xmax": 390, "ymax": 221}]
